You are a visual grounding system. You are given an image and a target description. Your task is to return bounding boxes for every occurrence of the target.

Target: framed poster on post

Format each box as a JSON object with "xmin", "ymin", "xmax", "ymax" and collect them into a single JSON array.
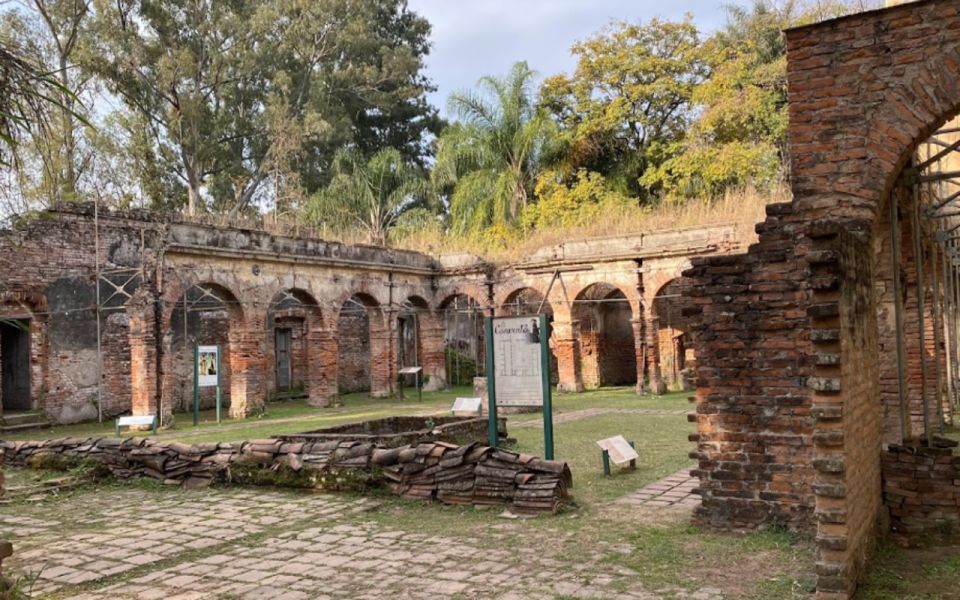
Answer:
[
  {"xmin": 194, "ymin": 345, "xmax": 223, "ymax": 425},
  {"xmin": 484, "ymin": 313, "xmax": 555, "ymax": 459}
]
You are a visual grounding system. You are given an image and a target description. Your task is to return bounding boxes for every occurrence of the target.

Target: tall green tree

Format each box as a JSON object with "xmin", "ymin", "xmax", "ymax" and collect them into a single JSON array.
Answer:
[
  {"xmin": 539, "ymin": 17, "xmax": 709, "ymax": 199},
  {"xmin": 86, "ymin": 0, "xmax": 438, "ymax": 215},
  {"xmin": 305, "ymin": 147, "xmax": 431, "ymax": 246},
  {"xmin": 0, "ymin": 0, "xmax": 94, "ymax": 205},
  {"xmin": 433, "ymin": 61, "xmax": 553, "ymax": 233},
  {"xmin": 642, "ymin": 0, "xmax": 882, "ymax": 199}
]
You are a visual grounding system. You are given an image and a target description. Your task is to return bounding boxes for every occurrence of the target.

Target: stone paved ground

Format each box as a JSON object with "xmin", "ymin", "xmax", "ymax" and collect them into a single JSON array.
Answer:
[
  {"xmin": 618, "ymin": 468, "xmax": 698, "ymax": 508},
  {"xmin": 1, "ymin": 481, "xmax": 717, "ymax": 600}
]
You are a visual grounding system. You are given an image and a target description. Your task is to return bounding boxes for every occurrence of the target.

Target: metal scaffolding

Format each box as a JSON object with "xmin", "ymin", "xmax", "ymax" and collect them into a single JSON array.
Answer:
[{"xmin": 893, "ymin": 125, "xmax": 960, "ymax": 443}]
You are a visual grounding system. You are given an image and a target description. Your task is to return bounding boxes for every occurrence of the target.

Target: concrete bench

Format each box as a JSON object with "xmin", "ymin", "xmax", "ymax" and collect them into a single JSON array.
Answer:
[{"xmin": 115, "ymin": 415, "xmax": 157, "ymax": 437}]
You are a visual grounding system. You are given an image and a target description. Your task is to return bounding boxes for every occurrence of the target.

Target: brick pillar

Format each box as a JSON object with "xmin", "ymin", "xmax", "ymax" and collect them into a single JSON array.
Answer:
[
  {"xmin": 645, "ymin": 313, "xmax": 666, "ymax": 394},
  {"xmin": 553, "ymin": 319, "xmax": 584, "ymax": 393},
  {"xmin": 807, "ymin": 222, "xmax": 882, "ymax": 600},
  {"xmin": 228, "ymin": 327, "xmax": 267, "ymax": 418},
  {"xmin": 369, "ymin": 320, "xmax": 394, "ymax": 398},
  {"xmin": 632, "ymin": 319, "xmax": 646, "ymax": 395},
  {"xmin": 419, "ymin": 319, "xmax": 447, "ymax": 391},
  {"xmin": 306, "ymin": 328, "xmax": 337, "ymax": 407},
  {"xmin": 128, "ymin": 290, "xmax": 165, "ymax": 420}
]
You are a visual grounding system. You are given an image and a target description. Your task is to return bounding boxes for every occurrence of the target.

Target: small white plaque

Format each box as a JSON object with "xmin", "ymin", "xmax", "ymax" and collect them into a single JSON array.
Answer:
[
  {"xmin": 197, "ymin": 345, "xmax": 219, "ymax": 387},
  {"xmin": 596, "ymin": 435, "xmax": 639, "ymax": 465},
  {"xmin": 399, "ymin": 366, "xmax": 423, "ymax": 375},
  {"xmin": 451, "ymin": 397, "xmax": 482, "ymax": 415}
]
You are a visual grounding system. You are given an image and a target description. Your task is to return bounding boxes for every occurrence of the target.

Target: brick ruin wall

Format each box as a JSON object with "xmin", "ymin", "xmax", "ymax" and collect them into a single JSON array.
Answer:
[
  {"xmin": 684, "ymin": 2, "xmax": 960, "ymax": 598},
  {"xmin": 882, "ymin": 442, "xmax": 960, "ymax": 544},
  {"xmin": 337, "ymin": 311, "xmax": 371, "ymax": 394},
  {"xmin": 686, "ymin": 202, "xmax": 816, "ymax": 531},
  {"xmin": 168, "ymin": 310, "xmax": 232, "ymax": 411},
  {"xmin": 0, "ymin": 203, "xmax": 738, "ymax": 424},
  {"xmin": 576, "ymin": 303, "xmax": 637, "ymax": 389},
  {"xmin": 0, "ymin": 208, "xmax": 164, "ymax": 423}
]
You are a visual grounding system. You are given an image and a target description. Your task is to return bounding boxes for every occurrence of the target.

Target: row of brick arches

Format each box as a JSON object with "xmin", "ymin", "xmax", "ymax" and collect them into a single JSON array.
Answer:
[{"xmin": 0, "ymin": 203, "xmax": 716, "ymax": 424}]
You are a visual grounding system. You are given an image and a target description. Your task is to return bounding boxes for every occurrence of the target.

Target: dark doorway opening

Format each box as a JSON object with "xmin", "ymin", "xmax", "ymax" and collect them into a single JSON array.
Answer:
[
  {"xmin": 1, "ymin": 320, "xmax": 31, "ymax": 411},
  {"xmin": 275, "ymin": 327, "xmax": 292, "ymax": 391}
]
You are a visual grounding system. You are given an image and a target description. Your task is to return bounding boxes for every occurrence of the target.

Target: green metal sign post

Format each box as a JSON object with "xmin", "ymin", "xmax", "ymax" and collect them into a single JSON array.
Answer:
[
  {"xmin": 215, "ymin": 345, "xmax": 222, "ymax": 424},
  {"xmin": 539, "ymin": 313, "xmax": 555, "ymax": 460},
  {"xmin": 484, "ymin": 314, "xmax": 554, "ymax": 459},
  {"xmin": 484, "ymin": 317, "xmax": 499, "ymax": 448},
  {"xmin": 193, "ymin": 345, "xmax": 200, "ymax": 426}
]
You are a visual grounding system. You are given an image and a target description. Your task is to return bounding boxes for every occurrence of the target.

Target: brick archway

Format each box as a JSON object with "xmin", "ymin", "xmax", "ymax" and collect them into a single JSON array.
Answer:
[
  {"xmin": 687, "ymin": 3, "xmax": 960, "ymax": 598},
  {"xmin": 571, "ymin": 282, "xmax": 637, "ymax": 390},
  {"xmin": 267, "ymin": 288, "xmax": 334, "ymax": 407}
]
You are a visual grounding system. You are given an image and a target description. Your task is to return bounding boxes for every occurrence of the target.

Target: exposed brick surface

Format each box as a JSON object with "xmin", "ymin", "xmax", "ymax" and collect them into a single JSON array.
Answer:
[
  {"xmin": 686, "ymin": 2, "xmax": 960, "ymax": 599},
  {"xmin": 882, "ymin": 442, "xmax": 960, "ymax": 545}
]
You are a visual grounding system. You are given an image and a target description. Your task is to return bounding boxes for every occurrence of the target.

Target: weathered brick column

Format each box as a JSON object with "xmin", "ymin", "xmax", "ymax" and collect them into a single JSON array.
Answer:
[
  {"xmin": 631, "ymin": 319, "xmax": 646, "ymax": 394},
  {"xmin": 805, "ymin": 222, "xmax": 882, "ymax": 600},
  {"xmin": 306, "ymin": 328, "xmax": 337, "ymax": 407},
  {"xmin": 686, "ymin": 202, "xmax": 816, "ymax": 531},
  {"xmin": 553, "ymin": 319, "xmax": 584, "ymax": 393},
  {"xmin": 644, "ymin": 313, "xmax": 665, "ymax": 394},
  {"xmin": 228, "ymin": 327, "xmax": 267, "ymax": 417},
  {"xmin": 128, "ymin": 289, "xmax": 166, "ymax": 420},
  {"xmin": 369, "ymin": 320, "xmax": 395, "ymax": 398},
  {"xmin": 578, "ymin": 328, "xmax": 601, "ymax": 388},
  {"xmin": 419, "ymin": 321, "xmax": 448, "ymax": 391}
]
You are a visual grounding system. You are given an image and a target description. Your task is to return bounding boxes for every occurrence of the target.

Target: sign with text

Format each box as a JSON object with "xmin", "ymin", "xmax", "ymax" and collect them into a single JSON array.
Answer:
[
  {"xmin": 451, "ymin": 397, "xmax": 482, "ymax": 415},
  {"xmin": 596, "ymin": 435, "xmax": 639, "ymax": 465},
  {"xmin": 197, "ymin": 345, "xmax": 219, "ymax": 388},
  {"xmin": 491, "ymin": 316, "xmax": 545, "ymax": 407},
  {"xmin": 485, "ymin": 314, "xmax": 554, "ymax": 459}
]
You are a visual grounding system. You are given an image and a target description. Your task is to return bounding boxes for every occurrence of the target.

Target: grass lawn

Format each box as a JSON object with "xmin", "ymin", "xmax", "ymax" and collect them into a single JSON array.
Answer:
[{"xmin": 857, "ymin": 542, "xmax": 960, "ymax": 600}]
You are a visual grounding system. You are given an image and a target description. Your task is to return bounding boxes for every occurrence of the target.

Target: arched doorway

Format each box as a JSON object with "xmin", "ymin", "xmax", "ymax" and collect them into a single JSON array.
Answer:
[
  {"xmin": 571, "ymin": 283, "xmax": 636, "ymax": 388},
  {"xmin": 398, "ymin": 296, "xmax": 429, "ymax": 371},
  {"xmin": 267, "ymin": 289, "xmax": 321, "ymax": 398},
  {"xmin": 651, "ymin": 279, "xmax": 694, "ymax": 391},
  {"xmin": 439, "ymin": 293, "xmax": 485, "ymax": 387},
  {"xmin": 167, "ymin": 283, "xmax": 243, "ymax": 414},
  {"xmin": 337, "ymin": 293, "xmax": 390, "ymax": 396}
]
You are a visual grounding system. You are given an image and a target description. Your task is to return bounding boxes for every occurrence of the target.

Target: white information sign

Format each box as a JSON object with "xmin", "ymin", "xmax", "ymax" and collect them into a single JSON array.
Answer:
[
  {"xmin": 596, "ymin": 435, "xmax": 639, "ymax": 465},
  {"xmin": 197, "ymin": 345, "xmax": 219, "ymax": 388},
  {"xmin": 451, "ymin": 397, "xmax": 483, "ymax": 415},
  {"xmin": 492, "ymin": 316, "xmax": 545, "ymax": 406}
]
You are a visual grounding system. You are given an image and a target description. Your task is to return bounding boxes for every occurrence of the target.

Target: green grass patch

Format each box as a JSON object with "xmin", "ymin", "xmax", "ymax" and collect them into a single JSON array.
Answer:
[
  {"xmin": 858, "ymin": 542, "xmax": 960, "ymax": 600},
  {"xmin": 512, "ymin": 411, "xmax": 692, "ymax": 504}
]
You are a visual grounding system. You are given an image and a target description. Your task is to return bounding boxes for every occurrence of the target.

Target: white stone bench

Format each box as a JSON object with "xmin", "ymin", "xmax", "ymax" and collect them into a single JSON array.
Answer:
[{"xmin": 115, "ymin": 415, "xmax": 157, "ymax": 437}]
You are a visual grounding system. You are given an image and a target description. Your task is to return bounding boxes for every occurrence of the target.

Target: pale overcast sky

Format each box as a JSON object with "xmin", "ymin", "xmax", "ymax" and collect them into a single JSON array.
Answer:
[{"xmin": 408, "ymin": 0, "xmax": 732, "ymax": 117}]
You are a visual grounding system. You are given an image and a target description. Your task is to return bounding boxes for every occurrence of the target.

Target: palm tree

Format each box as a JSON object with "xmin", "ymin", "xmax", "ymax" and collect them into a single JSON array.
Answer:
[
  {"xmin": 306, "ymin": 147, "xmax": 431, "ymax": 246},
  {"xmin": 433, "ymin": 61, "xmax": 553, "ymax": 233}
]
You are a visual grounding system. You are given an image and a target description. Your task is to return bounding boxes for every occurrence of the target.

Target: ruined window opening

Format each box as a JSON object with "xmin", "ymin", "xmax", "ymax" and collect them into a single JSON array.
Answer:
[{"xmin": 0, "ymin": 319, "xmax": 31, "ymax": 412}]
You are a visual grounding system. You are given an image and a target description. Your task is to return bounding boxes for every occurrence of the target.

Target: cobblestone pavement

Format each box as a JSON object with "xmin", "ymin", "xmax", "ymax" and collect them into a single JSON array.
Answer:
[
  {"xmin": 512, "ymin": 408, "xmax": 688, "ymax": 429},
  {"xmin": 1, "ymin": 483, "xmax": 716, "ymax": 600},
  {"xmin": 618, "ymin": 468, "xmax": 698, "ymax": 508}
]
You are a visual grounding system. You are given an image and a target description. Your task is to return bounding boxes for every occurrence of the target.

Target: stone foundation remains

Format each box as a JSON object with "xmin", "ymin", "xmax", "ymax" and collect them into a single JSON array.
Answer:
[{"xmin": 0, "ymin": 436, "xmax": 571, "ymax": 514}]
